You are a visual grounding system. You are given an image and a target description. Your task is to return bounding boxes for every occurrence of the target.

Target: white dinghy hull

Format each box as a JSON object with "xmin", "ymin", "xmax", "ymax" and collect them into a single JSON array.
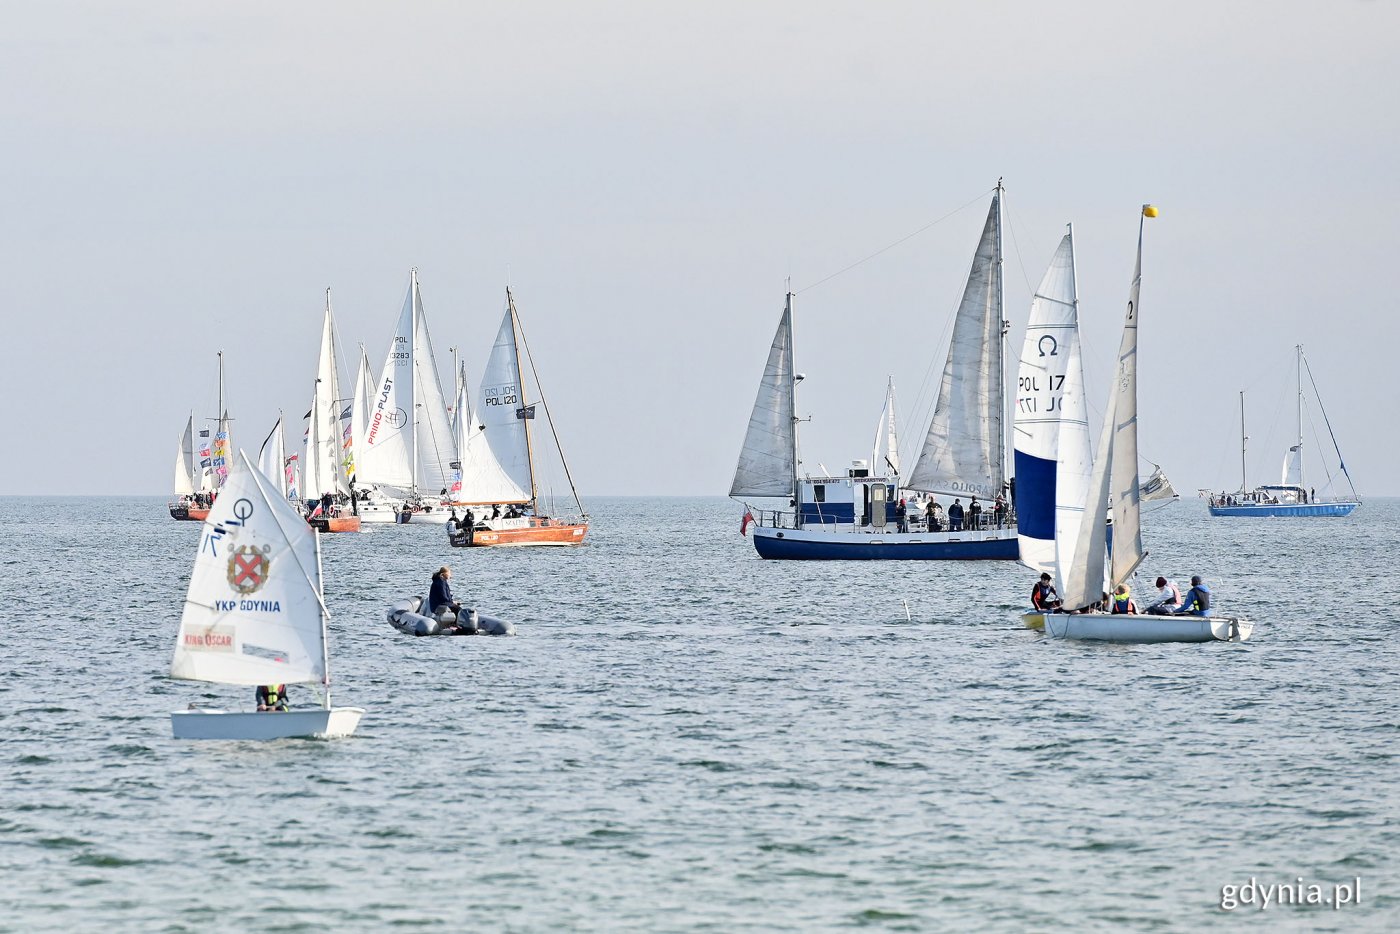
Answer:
[
  {"xmin": 1024, "ymin": 612, "xmax": 1252, "ymax": 643},
  {"xmin": 171, "ymin": 707, "xmax": 365, "ymax": 740}
]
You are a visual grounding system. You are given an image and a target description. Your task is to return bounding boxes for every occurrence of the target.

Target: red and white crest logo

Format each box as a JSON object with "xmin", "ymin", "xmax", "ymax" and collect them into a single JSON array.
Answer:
[{"xmin": 227, "ymin": 545, "xmax": 271, "ymax": 594}]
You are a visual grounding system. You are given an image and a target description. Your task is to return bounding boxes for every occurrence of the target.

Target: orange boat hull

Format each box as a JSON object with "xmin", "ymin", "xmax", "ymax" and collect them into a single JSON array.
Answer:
[
  {"xmin": 467, "ymin": 519, "xmax": 588, "ymax": 547},
  {"xmin": 309, "ymin": 515, "xmax": 362, "ymax": 533}
]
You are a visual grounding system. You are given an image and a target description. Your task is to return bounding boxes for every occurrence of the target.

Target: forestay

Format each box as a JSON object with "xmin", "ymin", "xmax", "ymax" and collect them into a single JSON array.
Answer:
[
  {"xmin": 1013, "ymin": 233, "xmax": 1088, "ymax": 576},
  {"xmin": 171, "ymin": 451, "xmax": 327, "ymax": 687},
  {"xmin": 731, "ymin": 295, "xmax": 796, "ymax": 498},
  {"xmin": 907, "ymin": 193, "xmax": 1004, "ymax": 498}
]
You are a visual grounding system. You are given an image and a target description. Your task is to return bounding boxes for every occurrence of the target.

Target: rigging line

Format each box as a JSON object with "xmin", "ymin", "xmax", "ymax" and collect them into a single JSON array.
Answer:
[
  {"xmin": 512, "ymin": 297, "xmax": 587, "ymax": 517},
  {"xmin": 1302, "ymin": 354, "xmax": 1359, "ymax": 497},
  {"xmin": 793, "ymin": 188, "xmax": 994, "ymax": 295}
]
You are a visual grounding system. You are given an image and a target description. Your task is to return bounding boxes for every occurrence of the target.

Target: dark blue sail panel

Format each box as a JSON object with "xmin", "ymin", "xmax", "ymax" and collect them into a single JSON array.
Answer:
[{"xmin": 1014, "ymin": 449, "xmax": 1056, "ymax": 541}]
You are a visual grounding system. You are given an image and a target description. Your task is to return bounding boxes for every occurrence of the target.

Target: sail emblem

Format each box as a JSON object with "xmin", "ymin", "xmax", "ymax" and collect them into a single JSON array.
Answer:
[
  {"xmin": 227, "ymin": 545, "xmax": 271, "ymax": 594},
  {"xmin": 387, "ymin": 407, "xmax": 408, "ymax": 429}
]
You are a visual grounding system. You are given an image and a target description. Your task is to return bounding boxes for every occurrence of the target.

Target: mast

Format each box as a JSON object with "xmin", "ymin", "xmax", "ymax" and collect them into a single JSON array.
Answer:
[
  {"xmin": 1240, "ymin": 391, "xmax": 1248, "ymax": 492},
  {"xmin": 994, "ymin": 178, "xmax": 1007, "ymax": 483},
  {"xmin": 788, "ymin": 291, "xmax": 800, "ymax": 529},
  {"xmin": 1296, "ymin": 343, "xmax": 1304, "ymax": 486},
  {"xmin": 410, "ymin": 269, "xmax": 420, "ymax": 496},
  {"xmin": 505, "ymin": 288, "xmax": 538, "ymax": 504}
]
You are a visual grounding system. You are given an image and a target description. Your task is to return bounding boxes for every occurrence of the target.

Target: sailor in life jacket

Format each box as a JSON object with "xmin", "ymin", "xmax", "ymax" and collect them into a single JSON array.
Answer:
[
  {"xmin": 1174, "ymin": 576, "xmax": 1212, "ymax": 616},
  {"xmin": 256, "ymin": 684, "xmax": 289, "ymax": 712},
  {"xmin": 1111, "ymin": 584, "xmax": 1137, "ymax": 615},
  {"xmin": 1031, "ymin": 572, "xmax": 1060, "ymax": 611}
]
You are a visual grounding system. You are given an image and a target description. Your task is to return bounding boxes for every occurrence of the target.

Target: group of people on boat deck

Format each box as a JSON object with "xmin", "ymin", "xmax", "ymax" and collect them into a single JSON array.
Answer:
[
  {"xmin": 306, "ymin": 491, "xmax": 350, "ymax": 518},
  {"xmin": 1031, "ymin": 573, "xmax": 1212, "ymax": 616},
  {"xmin": 181, "ymin": 491, "xmax": 215, "ymax": 508},
  {"xmin": 897, "ymin": 491, "xmax": 1010, "ymax": 533}
]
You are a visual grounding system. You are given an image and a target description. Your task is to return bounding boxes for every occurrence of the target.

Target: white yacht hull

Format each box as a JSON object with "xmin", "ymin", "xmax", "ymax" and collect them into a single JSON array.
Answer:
[
  {"xmin": 1023, "ymin": 611, "xmax": 1252, "ymax": 643},
  {"xmin": 171, "ymin": 707, "xmax": 365, "ymax": 740}
]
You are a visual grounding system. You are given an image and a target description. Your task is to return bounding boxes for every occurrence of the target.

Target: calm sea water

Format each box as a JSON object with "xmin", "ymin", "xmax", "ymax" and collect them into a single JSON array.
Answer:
[{"xmin": 1, "ymin": 495, "xmax": 1396, "ymax": 931}]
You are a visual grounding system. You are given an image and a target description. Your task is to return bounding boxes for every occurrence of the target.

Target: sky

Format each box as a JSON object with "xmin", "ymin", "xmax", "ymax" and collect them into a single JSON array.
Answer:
[{"xmin": 2, "ymin": 1, "xmax": 1395, "ymax": 497}]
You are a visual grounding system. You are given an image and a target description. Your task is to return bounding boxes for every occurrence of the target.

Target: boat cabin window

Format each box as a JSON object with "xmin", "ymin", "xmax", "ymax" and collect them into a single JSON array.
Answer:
[{"xmin": 813, "ymin": 484, "xmax": 826, "ymax": 503}]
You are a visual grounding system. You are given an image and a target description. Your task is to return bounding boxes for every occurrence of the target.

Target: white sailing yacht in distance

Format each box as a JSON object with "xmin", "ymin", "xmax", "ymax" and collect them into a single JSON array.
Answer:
[
  {"xmin": 170, "ymin": 450, "xmax": 364, "ymax": 739},
  {"xmin": 356, "ymin": 269, "xmax": 457, "ymax": 520}
]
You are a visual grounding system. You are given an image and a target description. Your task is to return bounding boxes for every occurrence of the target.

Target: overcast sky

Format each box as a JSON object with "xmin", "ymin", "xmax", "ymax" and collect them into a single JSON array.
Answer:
[{"xmin": 2, "ymin": 1, "xmax": 1395, "ymax": 497}]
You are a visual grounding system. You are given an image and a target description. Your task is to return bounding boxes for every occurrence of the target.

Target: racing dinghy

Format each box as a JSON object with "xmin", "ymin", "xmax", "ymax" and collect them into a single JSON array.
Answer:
[
  {"xmin": 1027, "ymin": 205, "xmax": 1252, "ymax": 644},
  {"xmin": 386, "ymin": 596, "xmax": 514, "ymax": 636},
  {"xmin": 169, "ymin": 450, "xmax": 364, "ymax": 739}
]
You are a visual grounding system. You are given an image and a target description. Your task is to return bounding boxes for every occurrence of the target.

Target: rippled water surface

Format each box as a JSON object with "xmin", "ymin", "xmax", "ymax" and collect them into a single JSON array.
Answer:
[{"xmin": 2, "ymin": 496, "xmax": 1397, "ymax": 931}]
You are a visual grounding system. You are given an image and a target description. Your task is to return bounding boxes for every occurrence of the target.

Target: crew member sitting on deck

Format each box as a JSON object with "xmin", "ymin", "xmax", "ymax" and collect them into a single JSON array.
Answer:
[
  {"xmin": 1111, "ymin": 584, "xmax": 1137, "ymax": 614},
  {"xmin": 1145, "ymin": 577, "xmax": 1182, "ymax": 615},
  {"xmin": 1173, "ymin": 576, "xmax": 1211, "ymax": 616},
  {"xmin": 256, "ymin": 684, "xmax": 288, "ymax": 712},
  {"xmin": 1031, "ymin": 573, "xmax": 1060, "ymax": 612}
]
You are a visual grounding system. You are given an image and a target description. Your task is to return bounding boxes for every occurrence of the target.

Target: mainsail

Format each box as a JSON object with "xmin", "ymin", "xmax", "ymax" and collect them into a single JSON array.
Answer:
[
  {"xmin": 359, "ymin": 270, "xmax": 457, "ymax": 494},
  {"xmin": 458, "ymin": 299, "xmax": 533, "ymax": 504},
  {"xmin": 731, "ymin": 294, "xmax": 796, "ymax": 498},
  {"xmin": 174, "ymin": 416, "xmax": 197, "ymax": 496},
  {"xmin": 907, "ymin": 190, "xmax": 1005, "ymax": 498},
  {"xmin": 257, "ymin": 416, "xmax": 290, "ymax": 501},
  {"xmin": 349, "ymin": 347, "xmax": 375, "ymax": 485},
  {"xmin": 171, "ymin": 450, "xmax": 328, "ymax": 687},
  {"xmin": 304, "ymin": 295, "xmax": 352, "ymax": 500},
  {"xmin": 447, "ymin": 362, "xmax": 472, "ymax": 502},
  {"xmin": 1013, "ymin": 232, "xmax": 1089, "ymax": 575}
]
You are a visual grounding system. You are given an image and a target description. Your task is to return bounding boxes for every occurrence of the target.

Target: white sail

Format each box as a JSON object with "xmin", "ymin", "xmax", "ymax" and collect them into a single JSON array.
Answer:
[
  {"xmin": 731, "ymin": 295, "xmax": 796, "ymax": 498},
  {"xmin": 908, "ymin": 192, "xmax": 1004, "ymax": 498},
  {"xmin": 461, "ymin": 301, "xmax": 534, "ymax": 503},
  {"xmin": 1052, "ymin": 337, "xmax": 1095, "ymax": 595},
  {"xmin": 304, "ymin": 299, "xmax": 351, "ymax": 500},
  {"xmin": 359, "ymin": 277, "xmax": 419, "ymax": 490},
  {"xmin": 349, "ymin": 347, "xmax": 375, "ymax": 485},
  {"xmin": 871, "ymin": 377, "xmax": 900, "ymax": 478},
  {"xmin": 1107, "ymin": 216, "xmax": 1149, "ymax": 586},
  {"xmin": 1013, "ymin": 233, "xmax": 1087, "ymax": 574},
  {"xmin": 257, "ymin": 417, "xmax": 290, "ymax": 501},
  {"xmin": 1060, "ymin": 384, "xmax": 1113, "ymax": 610},
  {"xmin": 410, "ymin": 283, "xmax": 458, "ymax": 496},
  {"xmin": 447, "ymin": 363, "xmax": 472, "ymax": 501},
  {"xmin": 174, "ymin": 417, "xmax": 196, "ymax": 495},
  {"xmin": 171, "ymin": 450, "xmax": 328, "ymax": 687},
  {"xmin": 1282, "ymin": 445, "xmax": 1303, "ymax": 487}
]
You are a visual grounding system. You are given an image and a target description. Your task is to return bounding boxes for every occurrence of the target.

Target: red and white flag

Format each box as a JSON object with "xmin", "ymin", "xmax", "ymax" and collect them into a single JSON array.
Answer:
[{"xmin": 740, "ymin": 508, "xmax": 754, "ymax": 537}]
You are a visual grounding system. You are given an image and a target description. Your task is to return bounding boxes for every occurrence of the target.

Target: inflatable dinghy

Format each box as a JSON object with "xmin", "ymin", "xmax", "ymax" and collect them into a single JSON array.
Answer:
[{"xmin": 386, "ymin": 597, "xmax": 514, "ymax": 636}]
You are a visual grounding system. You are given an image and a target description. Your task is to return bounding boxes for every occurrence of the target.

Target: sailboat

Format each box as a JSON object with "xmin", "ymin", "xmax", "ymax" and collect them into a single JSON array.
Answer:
[
  {"xmin": 450, "ymin": 288, "xmax": 589, "ymax": 546},
  {"xmin": 1206, "ymin": 345, "xmax": 1359, "ymax": 517},
  {"xmin": 170, "ymin": 352, "xmax": 233, "ymax": 521},
  {"xmin": 169, "ymin": 450, "xmax": 365, "ymax": 739},
  {"xmin": 302, "ymin": 290, "xmax": 362, "ymax": 533},
  {"xmin": 169, "ymin": 415, "xmax": 200, "ymax": 520},
  {"xmin": 347, "ymin": 345, "xmax": 403, "ymax": 523},
  {"xmin": 734, "ymin": 185, "xmax": 1018, "ymax": 559},
  {"xmin": 356, "ymin": 270, "xmax": 457, "ymax": 522},
  {"xmin": 1021, "ymin": 205, "xmax": 1252, "ymax": 643}
]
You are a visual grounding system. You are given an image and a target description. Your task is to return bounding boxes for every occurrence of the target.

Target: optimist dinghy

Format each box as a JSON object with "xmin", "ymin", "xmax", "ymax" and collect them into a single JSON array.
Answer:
[
  {"xmin": 386, "ymin": 597, "xmax": 514, "ymax": 636},
  {"xmin": 169, "ymin": 450, "xmax": 364, "ymax": 740}
]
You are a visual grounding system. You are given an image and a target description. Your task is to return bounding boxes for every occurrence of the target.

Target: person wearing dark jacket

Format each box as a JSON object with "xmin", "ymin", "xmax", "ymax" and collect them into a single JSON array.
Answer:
[
  {"xmin": 1174, "ymin": 576, "xmax": 1211, "ymax": 616},
  {"xmin": 429, "ymin": 566, "xmax": 462, "ymax": 619},
  {"xmin": 1031, "ymin": 572, "xmax": 1060, "ymax": 612},
  {"xmin": 948, "ymin": 499, "xmax": 965, "ymax": 532}
]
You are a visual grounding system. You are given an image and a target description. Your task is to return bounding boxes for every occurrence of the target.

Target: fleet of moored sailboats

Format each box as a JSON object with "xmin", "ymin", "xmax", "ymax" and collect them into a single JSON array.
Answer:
[{"xmin": 163, "ymin": 184, "xmax": 1365, "ymax": 739}]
